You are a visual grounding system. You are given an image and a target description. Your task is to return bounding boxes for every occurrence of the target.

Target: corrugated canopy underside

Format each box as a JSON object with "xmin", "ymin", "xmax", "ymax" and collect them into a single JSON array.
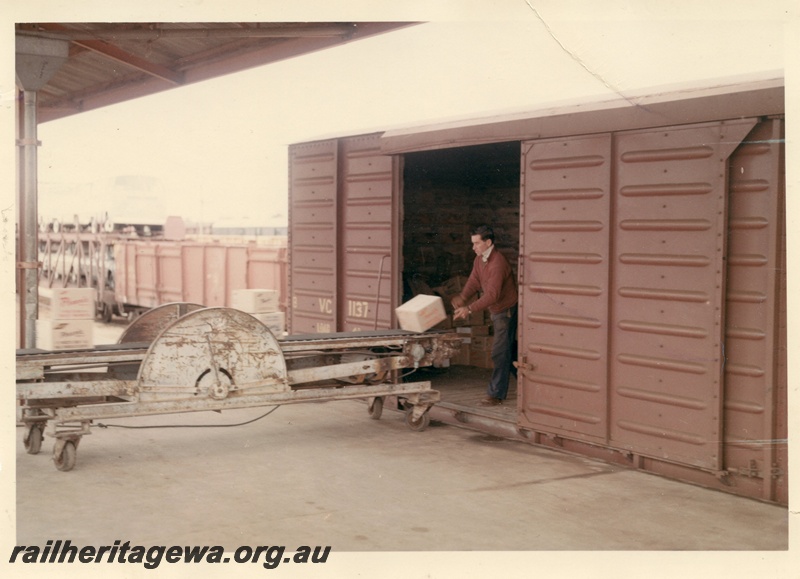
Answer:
[{"xmin": 15, "ymin": 22, "xmax": 418, "ymax": 123}]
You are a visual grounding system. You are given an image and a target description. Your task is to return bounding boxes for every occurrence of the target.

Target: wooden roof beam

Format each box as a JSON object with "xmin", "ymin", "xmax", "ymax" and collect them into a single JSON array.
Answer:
[{"xmin": 37, "ymin": 23, "xmax": 184, "ymax": 86}]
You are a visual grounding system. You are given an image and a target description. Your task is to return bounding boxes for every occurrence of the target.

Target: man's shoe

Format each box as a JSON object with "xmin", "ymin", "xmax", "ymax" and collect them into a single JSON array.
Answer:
[{"xmin": 478, "ymin": 397, "xmax": 503, "ymax": 406}]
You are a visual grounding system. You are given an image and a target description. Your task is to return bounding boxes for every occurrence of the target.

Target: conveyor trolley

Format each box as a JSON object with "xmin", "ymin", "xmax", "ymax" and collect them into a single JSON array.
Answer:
[{"xmin": 17, "ymin": 303, "xmax": 461, "ymax": 471}]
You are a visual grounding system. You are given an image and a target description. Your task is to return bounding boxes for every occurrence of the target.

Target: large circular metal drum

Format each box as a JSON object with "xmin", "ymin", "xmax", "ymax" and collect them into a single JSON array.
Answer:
[{"xmin": 137, "ymin": 307, "xmax": 289, "ymax": 401}]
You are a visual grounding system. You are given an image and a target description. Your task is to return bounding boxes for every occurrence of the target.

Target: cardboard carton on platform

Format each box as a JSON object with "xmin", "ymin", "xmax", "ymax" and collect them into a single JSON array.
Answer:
[
  {"xmin": 231, "ymin": 289, "xmax": 279, "ymax": 313},
  {"xmin": 36, "ymin": 319, "xmax": 94, "ymax": 350},
  {"xmin": 252, "ymin": 311, "xmax": 286, "ymax": 336}
]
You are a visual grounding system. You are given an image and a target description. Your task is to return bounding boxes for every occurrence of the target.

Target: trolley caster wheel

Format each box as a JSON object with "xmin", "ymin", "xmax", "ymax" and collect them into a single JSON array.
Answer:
[
  {"xmin": 368, "ymin": 397, "xmax": 384, "ymax": 420},
  {"xmin": 23, "ymin": 424, "xmax": 43, "ymax": 455},
  {"xmin": 404, "ymin": 407, "xmax": 430, "ymax": 432},
  {"xmin": 53, "ymin": 441, "xmax": 77, "ymax": 472}
]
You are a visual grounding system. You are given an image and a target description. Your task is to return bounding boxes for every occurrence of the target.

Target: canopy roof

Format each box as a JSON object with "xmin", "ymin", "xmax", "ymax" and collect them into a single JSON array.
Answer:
[{"xmin": 15, "ymin": 22, "xmax": 417, "ymax": 123}]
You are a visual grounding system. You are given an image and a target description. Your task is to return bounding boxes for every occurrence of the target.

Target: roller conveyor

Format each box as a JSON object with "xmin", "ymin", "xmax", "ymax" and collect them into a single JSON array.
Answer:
[{"xmin": 17, "ymin": 303, "xmax": 461, "ymax": 471}]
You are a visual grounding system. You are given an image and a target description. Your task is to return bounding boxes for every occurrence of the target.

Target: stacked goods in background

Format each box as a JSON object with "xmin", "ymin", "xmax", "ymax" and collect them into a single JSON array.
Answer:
[
  {"xmin": 36, "ymin": 288, "xmax": 95, "ymax": 350},
  {"xmin": 450, "ymin": 312, "xmax": 493, "ymax": 369},
  {"xmin": 401, "ymin": 169, "xmax": 520, "ymax": 299},
  {"xmin": 232, "ymin": 289, "xmax": 285, "ymax": 336}
]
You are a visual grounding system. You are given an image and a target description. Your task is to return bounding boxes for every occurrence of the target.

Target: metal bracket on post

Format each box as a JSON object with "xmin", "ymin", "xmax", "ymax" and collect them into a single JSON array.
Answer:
[
  {"xmin": 17, "ymin": 261, "xmax": 41, "ymax": 270},
  {"xmin": 16, "ymin": 138, "xmax": 42, "ymax": 147}
]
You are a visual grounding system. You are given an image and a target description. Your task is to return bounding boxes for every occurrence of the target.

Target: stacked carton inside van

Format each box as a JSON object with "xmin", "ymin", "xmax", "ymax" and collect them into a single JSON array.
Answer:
[{"xmin": 423, "ymin": 275, "xmax": 495, "ymax": 367}]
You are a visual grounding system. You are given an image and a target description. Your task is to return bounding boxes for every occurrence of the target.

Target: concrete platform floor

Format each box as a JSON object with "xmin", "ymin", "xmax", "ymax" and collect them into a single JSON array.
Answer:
[{"xmin": 15, "ymin": 399, "xmax": 787, "ymax": 553}]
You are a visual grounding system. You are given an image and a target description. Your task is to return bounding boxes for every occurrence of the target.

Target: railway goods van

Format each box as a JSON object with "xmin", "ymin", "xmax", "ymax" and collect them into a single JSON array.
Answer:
[{"xmin": 287, "ymin": 77, "xmax": 787, "ymax": 504}]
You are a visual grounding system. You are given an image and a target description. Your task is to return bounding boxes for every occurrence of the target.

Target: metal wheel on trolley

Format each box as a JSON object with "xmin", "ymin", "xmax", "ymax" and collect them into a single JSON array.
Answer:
[
  {"xmin": 368, "ymin": 396, "xmax": 384, "ymax": 420},
  {"xmin": 53, "ymin": 440, "xmax": 78, "ymax": 472},
  {"xmin": 404, "ymin": 407, "xmax": 431, "ymax": 432},
  {"xmin": 23, "ymin": 423, "xmax": 43, "ymax": 455}
]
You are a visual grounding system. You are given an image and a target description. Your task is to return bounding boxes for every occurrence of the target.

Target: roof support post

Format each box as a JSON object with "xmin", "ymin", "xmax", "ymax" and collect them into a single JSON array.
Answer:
[
  {"xmin": 16, "ymin": 34, "xmax": 69, "ymax": 348},
  {"xmin": 17, "ymin": 89, "xmax": 40, "ymax": 348}
]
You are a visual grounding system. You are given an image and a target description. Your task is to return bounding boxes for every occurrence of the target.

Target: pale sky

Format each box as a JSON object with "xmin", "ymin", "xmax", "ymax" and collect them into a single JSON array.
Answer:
[{"xmin": 5, "ymin": 1, "xmax": 793, "ymax": 228}]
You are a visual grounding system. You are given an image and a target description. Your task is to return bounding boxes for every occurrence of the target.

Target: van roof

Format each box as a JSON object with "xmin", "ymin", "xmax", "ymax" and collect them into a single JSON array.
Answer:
[{"xmin": 380, "ymin": 72, "xmax": 784, "ymax": 153}]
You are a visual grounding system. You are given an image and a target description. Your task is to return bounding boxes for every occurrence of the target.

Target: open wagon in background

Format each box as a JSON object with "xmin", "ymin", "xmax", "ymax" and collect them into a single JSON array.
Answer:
[
  {"xmin": 113, "ymin": 235, "xmax": 288, "ymax": 321},
  {"xmin": 36, "ymin": 215, "xmax": 288, "ymax": 322}
]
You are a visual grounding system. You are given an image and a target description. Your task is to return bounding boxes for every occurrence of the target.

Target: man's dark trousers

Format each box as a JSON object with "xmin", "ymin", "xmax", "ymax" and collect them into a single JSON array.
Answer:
[{"xmin": 487, "ymin": 304, "xmax": 517, "ymax": 400}]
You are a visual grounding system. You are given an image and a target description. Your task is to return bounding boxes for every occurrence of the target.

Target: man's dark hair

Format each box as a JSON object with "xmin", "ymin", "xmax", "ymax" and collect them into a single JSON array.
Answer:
[{"xmin": 471, "ymin": 225, "xmax": 495, "ymax": 243}]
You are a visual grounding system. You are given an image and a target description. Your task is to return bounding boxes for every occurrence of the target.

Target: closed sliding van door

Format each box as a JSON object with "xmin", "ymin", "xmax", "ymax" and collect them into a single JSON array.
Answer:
[
  {"xmin": 608, "ymin": 119, "xmax": 756, "ymax": 471},
  {"xmin": 518, "ymin": 134, "xmax": 613, "ymax": 443},
  {"xmin": 519, "ymin": 119, "xmax": 757, "ymax": 471}
]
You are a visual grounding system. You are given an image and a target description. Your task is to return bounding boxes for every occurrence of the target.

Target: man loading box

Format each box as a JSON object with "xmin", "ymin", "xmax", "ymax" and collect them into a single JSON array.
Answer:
[{"xmin": 452, "ymin": 225, "xmax": 518, "ymax": 406}]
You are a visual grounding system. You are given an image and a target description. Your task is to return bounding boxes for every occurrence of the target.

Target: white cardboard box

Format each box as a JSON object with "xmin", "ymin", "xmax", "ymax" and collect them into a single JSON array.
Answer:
[
  {"xmin": 231, "ymin": 289, "xmax": 279, "ymax": 313},
  {"xmin": 252, "ymin": 311, "xmax": 286, "ymax": 336},
  {"xmin": 49, "ymin": 288, "xmax": 96, "ymax": 320},
  {"xmin": 395, "ymin": 294, "xmax": 447, "ymax": 333},
  {"xmin": 36, "ymin": 319, "xmax": 94, "ymax": 350}
]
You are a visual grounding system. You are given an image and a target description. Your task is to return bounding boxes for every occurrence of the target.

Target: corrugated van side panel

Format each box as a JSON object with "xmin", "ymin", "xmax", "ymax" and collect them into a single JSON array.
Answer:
[
  {"xmin": 288, "ymin": 140, "xmax": 339, "ymax": 334},
  {"xmin": 724, "ymin": 118, "xmax": 786, "ymax": 501},
  {"xmin": 339, "ymin": 134, "xmax": 398, "ymax": 331},
  {"xmin": 774, "ymin": 161, "xmax": 787, "ymax": 505}
]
